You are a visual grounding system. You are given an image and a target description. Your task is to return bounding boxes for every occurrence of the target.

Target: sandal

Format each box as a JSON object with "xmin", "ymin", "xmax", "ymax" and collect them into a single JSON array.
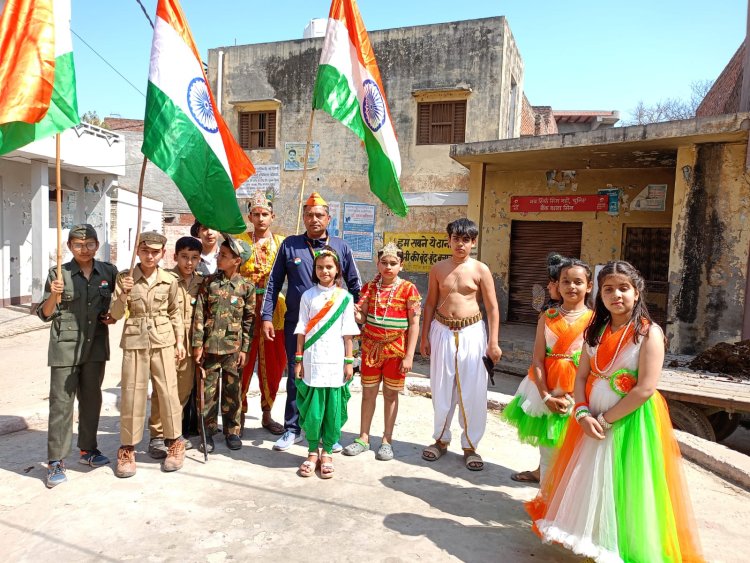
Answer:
[
  {"xmin": 262, "ymin": 419, "xmax": 285, "ymax": 435},
  {"xmin": 376, "ymin": 442, "xmax": 394, "ymax": 461},
  {"xmin": 342, "ymin": 438, "xmax": 370, "ymax": 457},
  {"xmin": 511, "ymin": 470, "xmax": 540, "ymax": 483},
  {"xmin": 464, "ymin": 450, "xmax": 484, "ymax": 471},
  {"xmin": 298, "ymin": 453, "xmax": 318, "ymax": 478},
  {"xmin": 320, "ymin": 454, "xmax": 334, "ymax": 479},
  {"xmin": 422, "ymin": 441, "xmax": 447, "ymax": 462}
]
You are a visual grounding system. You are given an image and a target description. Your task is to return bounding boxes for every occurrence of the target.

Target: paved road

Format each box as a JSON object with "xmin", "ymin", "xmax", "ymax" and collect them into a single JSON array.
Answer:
[{"xmin": 0, "ymin": 320, "xmax": 748, "ymax": 561}]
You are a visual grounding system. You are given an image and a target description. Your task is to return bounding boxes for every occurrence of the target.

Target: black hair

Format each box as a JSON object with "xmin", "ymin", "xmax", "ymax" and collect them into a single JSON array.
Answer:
[
  {"xmin": 584, "ymin": 260, "xmax": 654, "ymax": 347},
  {"xmin": 377, "ymin": 249, "xmax": 404, "ymax": 262},
  {"xmin": 546, "ymin": 252, "xmax": 567, "ymax": 282},
  {"xmin": 190, "ymin": 220, "xmax": 201, "ymax": 238},
  {"xmin": 446, "ymin": 218, "xmax": 479, "ymax": 240},
  {"xmin": 559, "ymin": 258, "xmax": 594, "ymax": 308},
  {"xmin": 175, "ymin": 236, "xmax": 202, "ymax": 254},
  {"xmin": 311, "ymin": 245, "xmax": 342, "ymax": 284}
]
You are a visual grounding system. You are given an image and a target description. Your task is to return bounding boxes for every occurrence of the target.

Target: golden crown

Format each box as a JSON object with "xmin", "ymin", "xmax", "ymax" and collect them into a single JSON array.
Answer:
[
  {"xmin": 380, "ymin": 241, "xmax": 401, "ymax": 258},
  {"xmin": 248, "ymin": 190, "xmax": 272, "ymax": 212}
]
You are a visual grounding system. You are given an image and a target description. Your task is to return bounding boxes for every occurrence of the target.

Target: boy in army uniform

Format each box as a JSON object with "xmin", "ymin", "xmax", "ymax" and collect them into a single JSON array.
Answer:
[
  {"xmin": 147, "ymin": 236, "xmax": 203, "ymax": 458},
  {"xmin": 38, "ymin": 224, "xmax": 118, "ymax": 488},
  {"xmin": 110, "ymin": 231, "xmax": 186, "ymax": 477},
  {"xmin": 192, "ymin": 235, "xmax": 255, "ymax": 452}
]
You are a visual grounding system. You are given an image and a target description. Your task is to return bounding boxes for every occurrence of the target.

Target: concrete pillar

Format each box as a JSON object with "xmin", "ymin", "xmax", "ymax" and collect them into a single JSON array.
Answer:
[
  {"xmin": 30, "ymin": 160, "xmax": 50, "ymax": 304},
  {"xmin": 467, "ymin": 162, "xmax": 486, "ymax": 259}
]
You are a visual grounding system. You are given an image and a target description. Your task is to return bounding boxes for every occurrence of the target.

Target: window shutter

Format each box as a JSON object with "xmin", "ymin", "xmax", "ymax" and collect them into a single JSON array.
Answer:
[
  {"xmin": 267, "ymin": 112, "xmax": 276, "ymax": 149},
  {"xmin": 452, "ymin": 100, "xmax": 466, "ymax": 143},
  {"xmin": 417, "ymin": 103, "xmax": 431, "ymax": 144},
  {"xmin": 238, "ymin": 113, "xmax": 250, "ymax": 149}
]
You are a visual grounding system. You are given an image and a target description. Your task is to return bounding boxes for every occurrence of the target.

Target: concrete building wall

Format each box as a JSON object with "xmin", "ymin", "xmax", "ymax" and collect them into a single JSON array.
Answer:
[
  {"xmin": 479, "ymin": 167, "xmax": 675, "ymax": 318},
  {"xmin": 110, "ymin": 188, "xmax": 164, "ymax": 271},
  {"xmin": 209, "ymin": 16, "xmax": 523, "ymax": 280},
  {"xmin": 668, "ymin": 142, "xmax": 750, "ymax": 353}
]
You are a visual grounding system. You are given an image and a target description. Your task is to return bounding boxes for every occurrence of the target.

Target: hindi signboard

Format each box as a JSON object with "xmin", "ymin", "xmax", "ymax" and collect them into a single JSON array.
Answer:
[
  {"xmin": 510, "ymin": 195, "xmax": 608, "ymax": 213},
  {"xmin": 383, "ymin": 232, "xmax": 452, "ymax": 273}
]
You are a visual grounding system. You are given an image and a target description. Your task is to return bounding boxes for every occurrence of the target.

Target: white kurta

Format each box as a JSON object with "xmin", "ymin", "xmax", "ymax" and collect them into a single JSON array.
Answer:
[
  {"xmin": 294, "ymin": 284, "xmax": 360, "ymax": 388},
  {"xmin": 430, "ymin": 319, "xmax": 488, "ymax": 450}
]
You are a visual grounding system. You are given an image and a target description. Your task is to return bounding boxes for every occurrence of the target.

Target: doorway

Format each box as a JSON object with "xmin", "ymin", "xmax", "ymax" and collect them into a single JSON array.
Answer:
[{"xmin": 622, "ymin": 226, "xmax": 671, "ymax": 327}]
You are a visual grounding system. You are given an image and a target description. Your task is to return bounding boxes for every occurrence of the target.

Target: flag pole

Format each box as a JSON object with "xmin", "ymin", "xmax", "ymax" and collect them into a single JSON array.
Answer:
[
  {"xmin": 55, "ymin": 134, "xmax": 63, "ymax": 303},
  {"xmin": 128, "ymin": 157, "xmax": 148, "ymax": 276},
  {"xmin": 295, "ymin": 109, "xmax": 316, "ymax": 234}
]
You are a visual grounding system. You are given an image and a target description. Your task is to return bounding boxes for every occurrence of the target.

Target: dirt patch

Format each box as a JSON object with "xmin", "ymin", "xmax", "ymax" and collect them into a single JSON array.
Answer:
[{"xmin": 686, "ymin": 340, "xmax": 750, "ymax": 379}]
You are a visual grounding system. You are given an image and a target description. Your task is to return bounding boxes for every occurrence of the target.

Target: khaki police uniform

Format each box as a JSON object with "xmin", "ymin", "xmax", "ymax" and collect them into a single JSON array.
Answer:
[
  {"xmin": 110, "ymin": 263, "xmax": 184, "ymax": 446},
  {"xmin": 38, "ymin": 256, "xmax": 118, "ymax": 461},
  {"xmin": 148, "ymin": 269, "xmax": 202, "ymax": 438}
]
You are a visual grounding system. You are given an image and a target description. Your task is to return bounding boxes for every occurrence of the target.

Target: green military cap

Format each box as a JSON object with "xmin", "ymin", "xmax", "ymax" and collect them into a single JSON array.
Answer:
[
  {"xmin": 68, "ymin": 223, "xmax": 98, "ymax": 241},
  {"xmin": 139, "ymin": 231, "xmax": 167, "ymax": 249},
  {"xmin": 222, "ymin": 233, "xmax": 252, "ymax": 263}
]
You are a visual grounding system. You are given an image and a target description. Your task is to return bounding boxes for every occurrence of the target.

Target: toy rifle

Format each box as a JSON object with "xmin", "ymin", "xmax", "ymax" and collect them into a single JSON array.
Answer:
[{"xmin": 196, "ymin": 364, "xmax": 208, "ymax": 462}]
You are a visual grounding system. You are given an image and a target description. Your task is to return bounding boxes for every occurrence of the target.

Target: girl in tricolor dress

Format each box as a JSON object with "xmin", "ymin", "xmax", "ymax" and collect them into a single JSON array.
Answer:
[
  {"xmin": 503, "ymin": 258, "xmax": 593, "ymax": 483},
  {"xmin": 527, "ymin": 261, "xmax": 703, "ymax": 563},
  {"xmin": 342, "ymin": 242, "xmax": 421, "ymax": 461},
  {"xmin": 294, "ymin": 246, "xmax": 359, "ymax": 478}
]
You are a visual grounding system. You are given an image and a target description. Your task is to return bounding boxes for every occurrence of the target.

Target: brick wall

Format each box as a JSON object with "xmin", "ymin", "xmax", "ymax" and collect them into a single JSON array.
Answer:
[{"xmin": 696, "ymin": 42, "xmax": 744, "ymax": 117}]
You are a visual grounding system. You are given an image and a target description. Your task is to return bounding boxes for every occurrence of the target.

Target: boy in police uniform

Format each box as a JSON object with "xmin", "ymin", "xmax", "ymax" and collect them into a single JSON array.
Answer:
[
  {"xmin": 192, "ymin": 235, "xmax": 255, "ymax": 452},
  {"xmin": 38, "ymin": 224, "xmax": 118, "ymax": 488},
  {"xmin": 147, "ymin": 236, "xmax": 204, "ymax": 457},
  {"xmin": 110, "ymin": 231, "xmax": 186, "ymax": 477}
]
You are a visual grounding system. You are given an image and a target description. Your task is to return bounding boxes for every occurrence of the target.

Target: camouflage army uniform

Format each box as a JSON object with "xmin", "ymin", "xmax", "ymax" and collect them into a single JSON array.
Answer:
[
  {"xmin": 192, "ymin": 271, "xmax": 255, "ymax": 436},
  {"xmin": 149, "ymin": 269, "xmax": 203, "ymax": 439}
]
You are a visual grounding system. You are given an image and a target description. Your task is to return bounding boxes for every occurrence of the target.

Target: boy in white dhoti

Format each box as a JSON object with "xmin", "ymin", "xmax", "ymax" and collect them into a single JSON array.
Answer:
[{"xmin": 419, "ymin": 218, "xmax": 502, "ymax": 470}]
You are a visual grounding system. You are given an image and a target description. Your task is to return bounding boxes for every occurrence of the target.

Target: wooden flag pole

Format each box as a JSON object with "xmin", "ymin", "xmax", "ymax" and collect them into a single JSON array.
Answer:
[
  {"xmin": 55, "ymin": 134, "xmax": 63, "ymax": 303},
  {"xmin": 295, "ymin": 109, "xmax": 316, "ymax": 234},
  {"xmin": 128, "ymin": 157, "xmax": 149, "ymax": 276}
]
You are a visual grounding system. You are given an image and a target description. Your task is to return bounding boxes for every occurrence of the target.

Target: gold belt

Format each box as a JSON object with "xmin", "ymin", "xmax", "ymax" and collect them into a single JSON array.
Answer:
[{"xmin": 434, "ymin": 310, "xmax": 482, "ymax": 330}]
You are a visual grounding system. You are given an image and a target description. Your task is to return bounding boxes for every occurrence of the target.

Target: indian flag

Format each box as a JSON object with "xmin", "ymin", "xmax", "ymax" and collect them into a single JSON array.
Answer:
[
  {"xmin": 312, "ymin": 0, "xmax": 408, "ymax": 217},
  {"xmin": 142, "ymin": 0, "xmax": 254, "ymax": 234},
  {"xmin": 0, "ymin": 0, "xmax": 80, "ymax": 155}
]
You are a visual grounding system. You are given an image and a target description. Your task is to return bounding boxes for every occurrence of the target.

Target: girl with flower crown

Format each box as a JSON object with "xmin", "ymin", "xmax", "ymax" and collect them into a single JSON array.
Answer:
[
  {"xmin": 527, "ymin": 261, "xmax": 703, "ymax": 562},
  {"xmin": 342, "ymin": 243, "xmax": 421, "ymax": 461}
]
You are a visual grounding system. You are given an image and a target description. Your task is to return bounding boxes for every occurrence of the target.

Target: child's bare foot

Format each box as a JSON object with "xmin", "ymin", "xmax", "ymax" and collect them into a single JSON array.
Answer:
[{"xmin": 298, "ymin": 452, "xmax": 319, "ymax": 478}]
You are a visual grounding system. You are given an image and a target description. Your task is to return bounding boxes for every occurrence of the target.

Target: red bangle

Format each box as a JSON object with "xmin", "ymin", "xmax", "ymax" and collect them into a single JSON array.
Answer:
[{"xmin": 573, "ymin": 402, "xmax": 588, "ymax": 411}]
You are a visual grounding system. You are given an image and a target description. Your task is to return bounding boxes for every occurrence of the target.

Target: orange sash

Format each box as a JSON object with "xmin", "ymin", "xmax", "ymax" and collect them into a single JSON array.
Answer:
[
  {"xmin": 304, "ymin": 292, "xmax": 336, "ymax": 334},
  {"xmin": 585, "ymin": 322, "xmax": 637, "ymax": 398},
  {"xmin": 544, "ymin": 310, "xmax": 592, "ymax": 392}
]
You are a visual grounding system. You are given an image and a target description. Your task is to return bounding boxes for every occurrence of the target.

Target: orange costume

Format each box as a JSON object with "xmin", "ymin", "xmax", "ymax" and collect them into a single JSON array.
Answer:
[{"xmin": 237, "ymin": 230, "xmax": 287, "ymax": 417}]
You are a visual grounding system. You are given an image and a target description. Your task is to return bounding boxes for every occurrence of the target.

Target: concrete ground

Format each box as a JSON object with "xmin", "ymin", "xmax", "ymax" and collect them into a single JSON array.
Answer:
[{"xmin": 1, "ymin": 316, "xmax": 749, "ymax": 562}]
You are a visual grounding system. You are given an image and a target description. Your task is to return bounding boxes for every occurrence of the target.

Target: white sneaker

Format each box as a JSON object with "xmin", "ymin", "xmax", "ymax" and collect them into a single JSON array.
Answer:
[{"xmin": 273, "ymin": 430, "xmax": 303, "ymax": 451}]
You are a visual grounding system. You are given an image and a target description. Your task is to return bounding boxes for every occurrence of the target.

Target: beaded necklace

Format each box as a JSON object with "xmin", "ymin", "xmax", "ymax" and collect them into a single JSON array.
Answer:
[
  {"xmin": 558, "ymin": 304, "xmax": 588, "ymax": 319},
  {"xmin": 593, "ymin": 320, "xmax": 633, "ymax": 374},
  {"xmin": 374, "ymin": 277, "xmax": 401, "ymax": 322}
]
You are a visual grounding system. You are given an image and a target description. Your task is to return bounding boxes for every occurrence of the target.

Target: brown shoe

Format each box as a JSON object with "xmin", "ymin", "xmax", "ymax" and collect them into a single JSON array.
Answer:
[
  {"xmin": 115, "ymin": 446, "xmax": 136, "ymax": 478},
  {"xmin": 162, "ymin": 438, "xmax": 185, "ymax": 472}
]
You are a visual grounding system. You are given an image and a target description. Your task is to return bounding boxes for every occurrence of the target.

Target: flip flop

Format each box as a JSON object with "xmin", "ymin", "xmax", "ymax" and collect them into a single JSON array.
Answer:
[
  {"xmin": 262, "ymin": 420, "xmax": 285, "ymax": 435},
  {"xmin": 422, "ymin": 442, "xmax": 447, "ymax": 462},
  {"xmin": 464, "ymin": 450, "xmax": 484, "ymax": 471},
  {"xmin": 511, "ymin": 470, "xmax": 540, "ymax": 483}
]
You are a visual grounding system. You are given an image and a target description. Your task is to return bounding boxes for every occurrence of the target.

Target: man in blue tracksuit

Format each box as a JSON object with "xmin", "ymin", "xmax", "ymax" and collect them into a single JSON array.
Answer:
[{"xmin": 262, "ymin": 192, "xmax": 361, "ymax": 451}]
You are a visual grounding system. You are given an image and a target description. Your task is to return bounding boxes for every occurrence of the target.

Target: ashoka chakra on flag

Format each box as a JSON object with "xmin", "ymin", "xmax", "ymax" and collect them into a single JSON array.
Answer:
[
  {"xmin": 187, "ymin": 77, "xmax": 218, "ymax": 133},
  {"xmin": 362, "ymin": 79, "xmax": 385, "ymax": 132}
]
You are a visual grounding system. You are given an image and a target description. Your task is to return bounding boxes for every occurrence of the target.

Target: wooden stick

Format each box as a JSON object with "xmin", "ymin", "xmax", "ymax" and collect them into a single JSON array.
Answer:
[
  {"xmin": 55, "ymin": 134, "xmax": 62, "ymax": 303},
  {"xmin": 128, "ymin": 157, "xmax": 148, "ymax": 276},
  {"xmin": 295, "ymin": 109, "xmax": 316, "ymax": 235}
]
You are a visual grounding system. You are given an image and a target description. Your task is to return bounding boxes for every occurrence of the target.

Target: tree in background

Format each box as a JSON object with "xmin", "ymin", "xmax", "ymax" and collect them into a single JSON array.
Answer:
[
  {"xmin": 625, "ymin": 80, "xmax": 714, "ymax": 125},
  {"xmin": 80, "ymin": 110, "xmax": 104, "ymax": 127}
]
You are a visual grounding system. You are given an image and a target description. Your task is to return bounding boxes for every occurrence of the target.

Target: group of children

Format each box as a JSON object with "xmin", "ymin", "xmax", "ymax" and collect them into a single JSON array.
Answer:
[
  {"xmin": 39, "ymin": 213, "xmax": 702, "ymax": 561},
  {"xmin": 503, "ymin": 253, "xmax": 703, "ymax": 562}
]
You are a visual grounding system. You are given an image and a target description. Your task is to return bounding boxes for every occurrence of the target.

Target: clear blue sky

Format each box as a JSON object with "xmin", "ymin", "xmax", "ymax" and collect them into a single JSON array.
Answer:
[{"xmin": 71, "ymin": 0, "xmax": 746, "ymax": 123}]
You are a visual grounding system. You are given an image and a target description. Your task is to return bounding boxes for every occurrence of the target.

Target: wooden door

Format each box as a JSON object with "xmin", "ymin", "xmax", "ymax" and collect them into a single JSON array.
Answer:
[{"xmin": 622, "ymin": 227, "xmax": 671, "ymax": 327}]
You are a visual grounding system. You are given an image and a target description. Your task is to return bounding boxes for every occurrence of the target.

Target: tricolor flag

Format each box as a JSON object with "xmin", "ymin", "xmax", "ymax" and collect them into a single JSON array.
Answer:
[
  {"xmin": 142, "ymin": 0, "xmax": 254, "ymax": 234},
  {"xmin": 0, "ymin": 0, "xmax": 80, "ymax": 155},
  {"xmin": 312, "ymin": 0, "xmax": 408, "ymax": 217}
]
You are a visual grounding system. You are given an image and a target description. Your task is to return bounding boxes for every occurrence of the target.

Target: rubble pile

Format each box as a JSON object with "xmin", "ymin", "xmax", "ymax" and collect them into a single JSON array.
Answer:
[{"xmin": 688, "ymin": 340, "xmax": 750, "ymax": 379}]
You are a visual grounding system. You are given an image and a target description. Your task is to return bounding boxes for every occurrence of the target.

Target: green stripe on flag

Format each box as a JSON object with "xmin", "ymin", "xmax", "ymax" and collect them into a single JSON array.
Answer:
[
  {"xmin": 0, "ymin": 52, "xmax": 79, "ymax": 156},
  {"xmin": 304, "ymin": 293, "xmax": 352, "ymax": 351},
  {"xmin": 141, "ymin": 82, "xmax": 246, "ymax": 234},
  {"xmin": 313, "ymin": 64, "xmax": 408, "ymax": 217}
]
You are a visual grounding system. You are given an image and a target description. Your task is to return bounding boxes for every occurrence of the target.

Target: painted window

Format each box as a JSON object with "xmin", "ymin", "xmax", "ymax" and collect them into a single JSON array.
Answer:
[{"xmin": 239, "ymin": 111, "xmax": 277, "ymax": 150}]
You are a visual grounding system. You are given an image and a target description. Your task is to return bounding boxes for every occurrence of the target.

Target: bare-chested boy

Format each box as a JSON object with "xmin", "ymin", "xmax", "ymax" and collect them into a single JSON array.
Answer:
[{"xmin": 419, "ymin": 218, "xmax": 501, "ymax": 471}]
